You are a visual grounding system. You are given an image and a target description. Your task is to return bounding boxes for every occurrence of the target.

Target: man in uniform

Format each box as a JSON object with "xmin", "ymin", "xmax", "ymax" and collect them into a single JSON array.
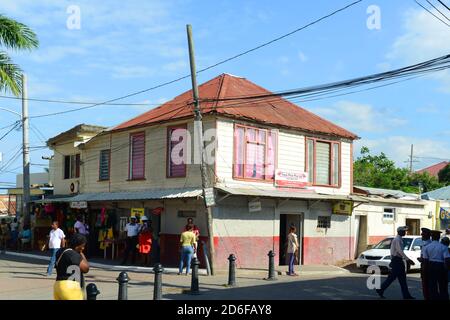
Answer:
[
  {"xmin": 417, "ymin": 227, "xmax": 432, "ymax": 300},
  {"xmin": 376, "ymin": 226, "xmax": 415, "ymax": 299},
  {"xmin": 422, "ymin": 230, "xmax": 450, "ymax": 300},
  {"xmin": 121, "ymin": 216, "xmax": 140, "ymax": 265}
]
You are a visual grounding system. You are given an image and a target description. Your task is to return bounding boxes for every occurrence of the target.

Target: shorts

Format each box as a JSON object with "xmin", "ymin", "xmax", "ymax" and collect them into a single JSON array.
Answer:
[{"xmin": 53, "ymin": 280, "xmax": 84, "ymax": 300}]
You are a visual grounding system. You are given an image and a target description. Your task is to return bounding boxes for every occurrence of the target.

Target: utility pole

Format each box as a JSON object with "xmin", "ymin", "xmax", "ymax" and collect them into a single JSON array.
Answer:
[
  {"xmin": 22, "ymin": 74, "xmax": 30, "ymax": 226},
  {"xmin": 409, "ymin": 144, "xmax": 413, "ymax": 173},
  {"xmin": 186, "ymin": 24, "xmax": 215, "ymax": 275}
]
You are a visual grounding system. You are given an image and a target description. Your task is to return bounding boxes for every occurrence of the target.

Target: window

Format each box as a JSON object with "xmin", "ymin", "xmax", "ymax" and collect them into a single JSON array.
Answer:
[
  {"xmin": 99, "ymin": 149, "xmax": 110, "ymax": 181},
  {"xmin": 305, "ymin": 138, "xmax": 340, "ymax": 186},
  {"xmin": 177, "ymin": 210, "xmax": 197, "ymax": 218},
  {"xmin": 233, "ymin": 124, "xmax": 277, "ymax": 180},
  {"xmin": 167, "ymin": 126, "xmax": 187, "ymax": 177},
  {"xmin": 317, "ymin": 216, "xmax": 331, "ymax": 228},
  {"xmin": 129, "ymin": 132, "xmax": 145, "ymax": 180},
  {"xmin": 383, "ymin": 208, "xmax": 395, "ymax": 220},
  {"xmin": 63, "ymin": 154, "xmax": 80, "ymax": 179}
]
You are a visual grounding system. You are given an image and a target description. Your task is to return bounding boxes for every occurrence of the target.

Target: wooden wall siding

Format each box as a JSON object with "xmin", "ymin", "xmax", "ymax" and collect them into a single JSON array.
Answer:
[
  {"xmin": 50, "ymin": 142, "xmax": 85, "ymax": 195},
  {"xmin": 215, "ymin": 117, "xmax": 352, "ymax": 195}
]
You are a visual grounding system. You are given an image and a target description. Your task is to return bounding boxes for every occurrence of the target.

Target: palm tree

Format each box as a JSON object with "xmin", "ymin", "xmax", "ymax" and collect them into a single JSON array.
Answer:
[{"xmin": 0, "ymin": 14, "xmax": 38, "ymax": 96}]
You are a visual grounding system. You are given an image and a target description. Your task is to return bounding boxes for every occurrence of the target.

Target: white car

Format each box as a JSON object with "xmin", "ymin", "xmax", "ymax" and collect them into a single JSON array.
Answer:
[{"xmin": 356, "ymin": 236, "xmax": 423, "ymax": 273}]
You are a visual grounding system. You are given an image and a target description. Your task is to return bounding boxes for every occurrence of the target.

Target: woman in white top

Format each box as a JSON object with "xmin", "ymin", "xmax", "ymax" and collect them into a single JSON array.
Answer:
[{"xmin": 286, "ymin": 226, "xmax": 299, "ymax": 276}]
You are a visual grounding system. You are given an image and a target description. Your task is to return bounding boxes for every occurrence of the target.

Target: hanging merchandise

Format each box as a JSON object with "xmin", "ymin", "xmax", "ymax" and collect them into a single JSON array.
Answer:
[
  {"xmin": 100, "ymin": 208, "xmax": 106, "ymax": 225},
  {"xmin": 152, "ymin": 207, "xmax": 164, "ymax": 215}
]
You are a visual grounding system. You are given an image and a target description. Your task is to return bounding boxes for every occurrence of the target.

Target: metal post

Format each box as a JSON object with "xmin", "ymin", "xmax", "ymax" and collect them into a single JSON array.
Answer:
[
  {"xmin": 227, "ymin": 254, "xmax": 236, "ymax": 287},
  {"xmin": 86, "ymin": 283, "xmax": 100, "ymax": 300},
  {"xmin": 201, "ymin": 241, "xmax": 211, "ymax": 276},
  {"xmin": 186, "ymin": 24, "xmax": 215, "ymax": 275},
  {"xmin": 153, "ymin": 263, "xmax": 164, "ymax": 300},
  {"xmin": 117, "ymin": 271, "xmax": 129, "ymax": 300},
  {"xmin": 21, "ymin": 74, "xmax": 30, "ymax": 227},
  {"xmin": 266, "ymin": 250, "xmax": 277, "ymax": 281},
  {"xmin": 190, "ymin": 257, "xmax": 200, "ymax": 295}
]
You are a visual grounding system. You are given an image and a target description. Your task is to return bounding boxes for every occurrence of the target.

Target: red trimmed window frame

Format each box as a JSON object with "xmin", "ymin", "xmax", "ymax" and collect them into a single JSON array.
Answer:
[
  {"xmin": 233, "ymin": 123, "xmax": 278, "ymax": 182},
  {"xmin": 305, "ymin": 137, "xmax": 341, "ymax": 188},
  {"xmin": 128, "ymin": 131, "xmax": 146, "ymax": 181},
  {"xmin": 166, "ymin": 124, "xmax": 187, "ymax": 178}
]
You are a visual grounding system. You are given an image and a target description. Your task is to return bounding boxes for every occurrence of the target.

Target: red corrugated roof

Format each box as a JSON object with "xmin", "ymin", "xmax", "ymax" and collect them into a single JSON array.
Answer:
[
  {"xmin": 113, "ymin": 73, "xmax": 358, "ymax": 139},
  {"xmin": 416, "ymin": 161, "xmax": 449, "ymax": 178}
]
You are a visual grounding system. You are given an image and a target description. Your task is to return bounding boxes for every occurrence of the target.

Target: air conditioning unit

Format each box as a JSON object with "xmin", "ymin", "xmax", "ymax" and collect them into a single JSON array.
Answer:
[{"xmin": 70, "ymin": 181, "xmax": 80, "ymax": 194}]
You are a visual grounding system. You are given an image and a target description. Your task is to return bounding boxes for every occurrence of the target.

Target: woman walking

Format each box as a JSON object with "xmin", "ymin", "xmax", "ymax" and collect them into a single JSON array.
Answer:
[
  {"xmin": 178, "ymin": 224, "xmax": 197, "ymax": 275},
  {"xmin": 286, "ymin": 226, "xmax": 299, "ymax": 276}
]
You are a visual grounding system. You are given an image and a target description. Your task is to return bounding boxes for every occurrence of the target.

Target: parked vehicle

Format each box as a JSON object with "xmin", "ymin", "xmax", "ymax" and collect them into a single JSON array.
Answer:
[{"xmin": 356, "ymin": 236, "xmax": 423, "ymax": 273}]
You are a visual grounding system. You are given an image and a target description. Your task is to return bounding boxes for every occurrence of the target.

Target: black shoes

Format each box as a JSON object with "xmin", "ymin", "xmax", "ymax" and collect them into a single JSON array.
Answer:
[
  {"xmin": 404, "ymin": 296, "xmax": 416, "ymax": 300},
  {"xmin": 376, "ymin": 289, "xmax": 386, "ymax": 299}
]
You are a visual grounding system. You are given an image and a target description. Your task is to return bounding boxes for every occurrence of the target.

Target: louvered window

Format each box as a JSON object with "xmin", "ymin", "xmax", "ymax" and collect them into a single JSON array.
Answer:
[
  {"xmin": 167, "ymin": 126, "xmax": 187, "ymax": 177},
  {"xmin": 99, "ymin": 149, "xmax": 110, "ymax": 181},
  {"xmin": 306, "ymin": 138, "xmax": 340, "ymax": 186},
  {"xmin": 129, "ymin": 132, "xmax": 145, "ymax": 180}
]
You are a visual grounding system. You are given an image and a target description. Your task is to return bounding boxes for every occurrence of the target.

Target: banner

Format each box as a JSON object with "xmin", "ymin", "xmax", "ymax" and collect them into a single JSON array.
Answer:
[
  {"xmin": 275, "ymin": 169, "xmax": 308, "ymax": 188},
  {"xmin": 70, "ymin": 201, "xmax": 87, "ymax": 209},
  {"xmin": 131, "ymin": 208, "xmax": 145, "ymax": 218},
  {"xmin": 332, "ymin": 201, "xmax": 353, "ymax": 216},
  {"xmin": 440, "ymin": 207, "xmax": 450, "ymax": 222}
]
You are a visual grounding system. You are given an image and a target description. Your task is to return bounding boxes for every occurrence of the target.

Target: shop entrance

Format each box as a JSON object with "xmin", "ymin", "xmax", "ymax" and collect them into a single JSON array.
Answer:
[
  {"xmin": 279, "ymin": 213, "xmax": 304, "ymax": 266},
  {"xmin": 405, "ymin": 218, "xmax": 420, "ymax": 235}
]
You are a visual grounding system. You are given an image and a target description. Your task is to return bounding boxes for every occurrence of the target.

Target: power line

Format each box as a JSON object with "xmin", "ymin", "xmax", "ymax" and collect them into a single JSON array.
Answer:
[
  {"xmin": 0, "ymin": 121, "xmax": 20, "ymax": 131},
  {"xmin": 425, "ymin": 0, "xmax": 450, "ymax": 20},
  {"xmin": 0, "ymin": 95, "xmax": 160, "ymax": 106},
  {"xmin": 415, "ymin": 0, "xmax": 450, "ymax": 27},
  {"xmin": 0, "ymin": 122, "xmax": 20, "ymax": 142},
  {"xmin": 28, "ymin": 0, "xmax": 362, "ymax": 119},
  {"xmin": 437, "ymin": 0, "xmax": 450, "ymax": 11}
]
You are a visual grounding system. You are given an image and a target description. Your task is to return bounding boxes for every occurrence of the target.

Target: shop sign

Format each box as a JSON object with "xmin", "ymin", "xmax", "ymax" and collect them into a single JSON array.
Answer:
[
  {"xmin": 131, "ymin": 208, "xmax": 145, "ymax": 217},
  {"xmin": 440, "ymin": 207, "xmax": 450, "ymax": 222},
  {"xmin": 204, "ymin": 188, "xmax": 215, "ymax": 207},
  {"xmin": 332, "ymin": 201, "xmax": 353, "ymax": 216},
  {"xmin": 70, "ymin": 201, "xmax": 87, "ymax": 209},
  {"xmin": 248, "ymin": 199, "xmax": 262, "ymax": 213},
  {"xmin": 275, "ymin": 169, "xmax": 308, "ymax": 188}
]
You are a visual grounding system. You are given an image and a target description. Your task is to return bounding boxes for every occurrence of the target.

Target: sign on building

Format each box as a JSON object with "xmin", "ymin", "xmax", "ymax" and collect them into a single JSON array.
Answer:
[
  {"xmin": 274, "ymin": 169, "xmax": 308, "ymax": 188},
  {"xmin": 70, "ymin": 201, "xmax": 87, "ymax": 209},
  {"xmin": 440, "ymin": 207, "xmax": 450, "ymax": 222},
  {"xmin": 204, "ymin": 188, "xmax": 215, "ymax": 207},
  {"xmin": 332, "ymin": 201, "xmax": 353, "ymax": 216},
  {"xmin": 131, "ymin": 208, "xmax": 145, "ymax": 218},
  {"xmin": 248, "ymin": 199, "xmax": 262, "ymax": 212}
]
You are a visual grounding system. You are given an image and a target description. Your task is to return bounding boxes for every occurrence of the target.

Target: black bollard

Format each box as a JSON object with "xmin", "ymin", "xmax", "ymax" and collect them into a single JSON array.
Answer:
[
  {"xmin": 266, "ymin": 250, "xmax": 277, "ymax": 281},
  {"xmin": 153, "ymin": 263, "xmax": 164, "ymax": 300},
  {"xmin": 227, "ymin": 254, "xmax": 236, "ymax": 287},
  {"xmin": 117, "ymin": 271, "xmax": 129, "ymax": 300},
  {"xmin": 190, "ymin": 257, "xmax": 200, "ymax": 295},
  {"xmin": 86, "ymin": 283, "xmax": 100, "ymax": 300}
]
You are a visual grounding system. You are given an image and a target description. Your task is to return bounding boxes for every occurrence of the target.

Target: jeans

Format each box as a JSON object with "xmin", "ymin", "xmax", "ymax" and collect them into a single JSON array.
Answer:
[
  {"xmin": 179, "ymin": 246, "xmax": 194, "ymax": 274},
  {"xmin": 47, "ymin": 248, "xmax": 59, "ymax": 275},
  {"xmin": 288, "ymin": 253, "xmax": 296, "ymax": 275},
  {"xmin": 379, "ymin": 256, "xmax": 412, "ymax": 298}
]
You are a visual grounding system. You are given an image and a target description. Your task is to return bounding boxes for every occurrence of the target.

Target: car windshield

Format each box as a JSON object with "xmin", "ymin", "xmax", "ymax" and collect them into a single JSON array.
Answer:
[{"xmin": 373, "ymin": 238, "xmax": 414, "ymax": 250}]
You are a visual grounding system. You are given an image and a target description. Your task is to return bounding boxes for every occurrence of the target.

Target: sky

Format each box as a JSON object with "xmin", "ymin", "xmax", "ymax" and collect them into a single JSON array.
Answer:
[{"xmin": 0, "ymin": 0, "xmax": 449, "ymax": 189}]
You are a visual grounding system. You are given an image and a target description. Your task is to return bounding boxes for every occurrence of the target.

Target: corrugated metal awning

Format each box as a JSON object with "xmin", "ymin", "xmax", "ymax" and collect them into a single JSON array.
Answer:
[
  {"xmin": 216, "ymin": 186, "xmax": 369, "ymax": 202},
  {"xmin": 33, "ymin": 188, "xmax": 203, "ymax": 203}
]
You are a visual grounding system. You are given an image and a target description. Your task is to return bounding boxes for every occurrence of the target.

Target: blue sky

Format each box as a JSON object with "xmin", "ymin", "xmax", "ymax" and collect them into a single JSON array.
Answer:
[{"xmin": 0, "ymin": 0, "xmax": 449, "ymax": 188}]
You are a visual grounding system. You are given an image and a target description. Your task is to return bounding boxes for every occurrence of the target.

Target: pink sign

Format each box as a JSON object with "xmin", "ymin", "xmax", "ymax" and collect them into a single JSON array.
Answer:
[{"xmin": 275, "ymin": 169, "xmax": 309, "ymax": 188}]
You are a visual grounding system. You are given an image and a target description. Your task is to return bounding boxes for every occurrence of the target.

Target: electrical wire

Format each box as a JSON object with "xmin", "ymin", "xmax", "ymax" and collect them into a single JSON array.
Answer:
[
  {"xmin": 0, "ymin": 122, "xmax": 20, "ymax": 142},
  {"xmin": 415, "ymin": 0, "xmax": 450, "ymax": 27},
  {"xmin": 437, "ymin": 0, "xmax": 450, "ymax": 11},
  {"xmin": 425, "ymin": 0, "xmax": 450, "ymax": 21}
]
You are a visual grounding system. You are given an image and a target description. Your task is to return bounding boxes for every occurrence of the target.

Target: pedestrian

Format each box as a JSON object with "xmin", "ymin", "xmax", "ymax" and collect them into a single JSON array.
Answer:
[
  {"xmin": 9, "ymin": 218, "xmax": 19, "ymax": 250},
  {"xmin": 138, "ymin": 216, "xmax": 153, "ymax": 267},
  {"xmin": 121, "ymin": 216, "xmax": 140, "ymax": 265},
  {"xmin": 376, "ymin": 226, "xmax": 416, "ymax": 299},
  {"xmin": 47, "ymin": 221, "xmax": 66, "ymax": 276},
  {"xmin": 417, "ymin": 227, "xmax": 432, "ymax": 300},
  {"xmin": 441, "ymin": 237, "xmax": 450, "ymax": 285},
  {"xmin": 74, "ymin": 215, "xmax": 89, "ymax": 256},
  {"xmin": 178, "ymin": 224, "xmax": 197, "ymax": 275},
  {"xmin": 184, "ymin": 218, "xmax": 200, "ymax": 240},
  {"xmin": 286, "ymin": 225, "xmax": 299, "ymax": 276},
  {"xmin": 53, "ymin": 233, "xmax": 89, "ymax": 300},
  {"xmin": 18, "ymin": 225, "xmax": 32, "ymax": 251},
  {"xmin": 0, "ymin": 218, "xmax": 11, "ymax": 253},
  {"xmin": 422, "ymin": 230, "xmax": 450, "ymax": 300}
]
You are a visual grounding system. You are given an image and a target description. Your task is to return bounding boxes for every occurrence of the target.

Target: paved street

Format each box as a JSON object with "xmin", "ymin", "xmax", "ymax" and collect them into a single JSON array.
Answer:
[{"xmin": 0, "ymin": 253, "xmax": 425, "ymax": 300}]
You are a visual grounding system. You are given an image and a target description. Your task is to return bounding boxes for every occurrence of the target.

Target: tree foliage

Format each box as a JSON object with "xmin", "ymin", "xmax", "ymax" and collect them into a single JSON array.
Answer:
[
  {"xmin": 438, "ymin": 163, "xmax": 450, "ymax": 185},
  {"xmin": 354, "ymin": 147, "xmax": 443, "ymax": 193}
]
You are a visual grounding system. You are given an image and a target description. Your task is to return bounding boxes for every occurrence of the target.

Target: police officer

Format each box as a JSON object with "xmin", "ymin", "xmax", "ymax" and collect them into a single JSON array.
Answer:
[
  {"xmin": 121, "ymin": 216, "xmax": 140, "ymax": 265},
  {"xmin": 417, "ymin": 227, "xmax": 432, "ymax": 300},
  {"xmin": 376, "ymin": 226, "xmax": 415, "ymax": 299},
  {"xmin": 423, "ymin": 230, "xmax": 450, "ymax": 300}
]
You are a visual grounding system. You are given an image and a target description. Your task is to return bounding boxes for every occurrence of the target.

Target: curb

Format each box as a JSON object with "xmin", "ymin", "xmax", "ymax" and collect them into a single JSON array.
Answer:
[{"xmin": 3, "ymin": 251, "xmax": 208, "ymax": 275}]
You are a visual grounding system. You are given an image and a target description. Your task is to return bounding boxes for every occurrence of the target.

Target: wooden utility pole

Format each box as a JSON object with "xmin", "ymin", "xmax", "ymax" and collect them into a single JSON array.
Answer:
[
  {"xmin": 409, "ymin": 144, "xmax": 413, "ymax": 173},
  {"xmin": 186, "ymin": 24, "xmax": 215, "ymax": 275},
  {"xmin": 22, "ymin": 74, "xmax": 30, "ymax": 226}
]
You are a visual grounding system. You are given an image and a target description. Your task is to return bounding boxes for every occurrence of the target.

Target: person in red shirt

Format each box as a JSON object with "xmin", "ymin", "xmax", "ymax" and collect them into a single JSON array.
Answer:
[{"xmin": 138, "ymin": 216, "xmax": 153, "ymax": 267}]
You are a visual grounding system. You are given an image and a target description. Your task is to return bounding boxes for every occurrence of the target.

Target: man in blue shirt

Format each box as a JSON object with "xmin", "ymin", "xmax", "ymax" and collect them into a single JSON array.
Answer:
[
  {"xmin": 423, "ymin": 230, "xmax": 450, "ymax": 300},
  {"xmin": 418, "ymin": 228, "xmax": 432, "ymax": 300}
]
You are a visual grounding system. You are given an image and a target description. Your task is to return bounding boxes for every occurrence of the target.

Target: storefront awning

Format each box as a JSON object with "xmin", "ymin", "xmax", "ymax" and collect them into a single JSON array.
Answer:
[
  {"xmin": 215, "ymin": 186, "xmax": 369, "ymax": 203},
  {"xmin": 33, "ymin": 188, "xmax": 203, "ymax": 203}
]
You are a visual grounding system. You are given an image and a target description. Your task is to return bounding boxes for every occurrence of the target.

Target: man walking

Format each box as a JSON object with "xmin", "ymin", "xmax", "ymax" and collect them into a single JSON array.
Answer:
[
  {"xmin": 121, "ymin": 216, "xmax": 140, "ymax": 265},
  {"xmin": 47, "ymin": 221, "xmax": 65, "ymax": 276},
  {"xmin": 418, "ymin": 227, "xmax": 432, "ymax": 300},
  {"xmin": 422, "ymin": 230, "xmax": 450, "ymax": 300},
  {"xmin": 376, "ymin": 226, "xmax": 415, "ymax": 299}
]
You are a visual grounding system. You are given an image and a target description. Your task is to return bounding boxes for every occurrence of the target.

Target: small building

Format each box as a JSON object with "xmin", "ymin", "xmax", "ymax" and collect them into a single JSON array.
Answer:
[{"xmin": 422, "ymin": 185, "xmax": 450, "ymax": 231}]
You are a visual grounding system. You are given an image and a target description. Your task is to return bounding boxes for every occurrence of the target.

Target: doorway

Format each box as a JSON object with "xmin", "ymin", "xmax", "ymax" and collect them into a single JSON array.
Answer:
[
  {"xmin": 279, "ymin": 213, "xmax": 304, "ymax": 266},
  {"xmin": 405, "ymin": 218, "xmax": 420, "ymax": 235},
  {"xmin": 355, "ymin": 215, "xmax": 368, "ymax": 258}
]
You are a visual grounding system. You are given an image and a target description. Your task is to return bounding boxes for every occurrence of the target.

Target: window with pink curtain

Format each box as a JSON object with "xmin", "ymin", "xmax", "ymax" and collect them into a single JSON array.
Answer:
[{"xmin": 168, "ymin": 127, "xmax": 187, "ymax": 177}]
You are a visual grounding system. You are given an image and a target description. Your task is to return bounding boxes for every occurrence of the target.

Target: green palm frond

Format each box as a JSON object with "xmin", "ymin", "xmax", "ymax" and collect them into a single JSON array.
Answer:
[
  {"xmin": 0, "ymin": 51, "xmax": 23, "ymax": 96},
  {"xmin": 0, "ymin": 14, "xmax": 39, "ymax": 50}
]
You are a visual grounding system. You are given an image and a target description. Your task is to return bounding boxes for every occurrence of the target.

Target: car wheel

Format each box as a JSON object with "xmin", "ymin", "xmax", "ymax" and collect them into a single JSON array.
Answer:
[{"xmin": 361, "ymin": 266, "xmax": 368, "ymax": 273}]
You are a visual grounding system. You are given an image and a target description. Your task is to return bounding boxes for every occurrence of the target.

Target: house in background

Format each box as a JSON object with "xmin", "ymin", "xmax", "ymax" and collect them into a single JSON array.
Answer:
[
  {"xmin": 39, "ymin": 73, "xmax": 369, "ymax": 269},
  {"xmin": 422, "ymin": 185, "xmax": 450, "ymax": 230},
  {"xmin": 416, "ymin": 161, "xmax": 449, "ymax": 179}
]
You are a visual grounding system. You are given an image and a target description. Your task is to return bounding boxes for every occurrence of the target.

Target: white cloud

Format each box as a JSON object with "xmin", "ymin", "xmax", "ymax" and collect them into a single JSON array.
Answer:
[
  {"xmin": 28, "ymin": 45, "xmax": 87, "ymax": 63},
  {"xmin": 385, "ymin": 8, "xmax": 450, "ymax": 92},
  {"xmin": 298, "ymin": 51, "xmax": 308, "ymax": 63},
  {"xmin": 310, "ymin": 100, "xmax": 407, "ymax": 133},
  {"xmin": 110, "ymin": 66, "xmax": 155, "ymax": 79}
]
